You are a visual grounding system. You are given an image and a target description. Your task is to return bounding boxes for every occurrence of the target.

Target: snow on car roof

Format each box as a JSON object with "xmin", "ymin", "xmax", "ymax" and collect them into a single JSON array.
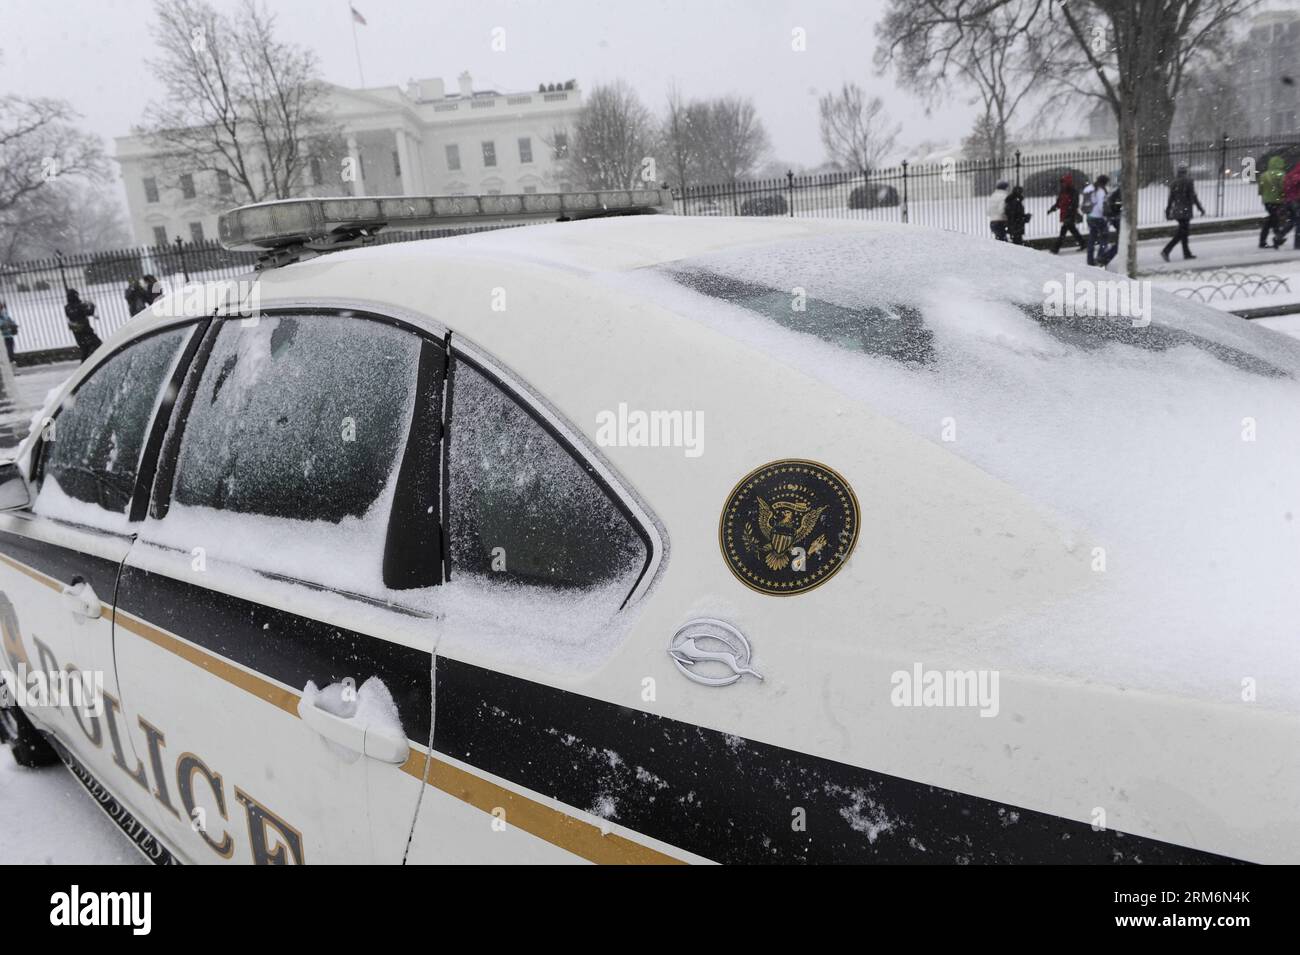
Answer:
[
  {"xmin": 106, "ymin": 217, "xmax": 1300, "ymax": 708},
  {"xmin": 604, "ymin": 223, "xmax": 1300, "ymax": 710}
]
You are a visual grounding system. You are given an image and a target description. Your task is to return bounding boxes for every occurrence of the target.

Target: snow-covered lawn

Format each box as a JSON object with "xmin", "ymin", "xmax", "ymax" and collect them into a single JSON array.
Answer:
[{"xmin": 0, "ymin": 755, "xmax": 144, "ymax": 864}]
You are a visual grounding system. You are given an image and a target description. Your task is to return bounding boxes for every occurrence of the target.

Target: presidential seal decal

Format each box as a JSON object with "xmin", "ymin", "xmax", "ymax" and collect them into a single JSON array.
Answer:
[{"xmin": 719, "ymin": 459, "xmax": 859, "ymax": 595}]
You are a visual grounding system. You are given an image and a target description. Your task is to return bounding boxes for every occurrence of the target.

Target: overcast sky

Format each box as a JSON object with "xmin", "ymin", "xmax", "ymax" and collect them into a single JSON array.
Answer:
[{"xmin": 0, "ymin": 0, "xmax": 981, "ymax": 172}]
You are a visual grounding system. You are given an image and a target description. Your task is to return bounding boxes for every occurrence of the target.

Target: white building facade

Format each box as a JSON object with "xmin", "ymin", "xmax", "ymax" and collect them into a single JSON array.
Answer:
[{"xmin": 114, "ymin": 72, "xmax": 582, "ymax": 247}]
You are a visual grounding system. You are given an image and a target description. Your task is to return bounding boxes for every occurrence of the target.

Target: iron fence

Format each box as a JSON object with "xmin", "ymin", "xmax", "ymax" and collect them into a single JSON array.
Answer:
[
  {"xmin": 0, "ymin": 225, "xmax": 516, "ymax": 357},
  {"xmin": 674, "ymin": 134, "xmax": 1299, "ymax": 238},
  {"xmin": 1, "ymin": 134, "xmax": 1295, "ymax": 358}
]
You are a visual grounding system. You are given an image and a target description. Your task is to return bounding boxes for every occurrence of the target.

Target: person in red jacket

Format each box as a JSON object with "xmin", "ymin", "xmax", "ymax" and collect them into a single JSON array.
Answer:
[
  {"xmin": 1046, "ymin": 173, "xmax": 1086, "ymax": 254},
  {"xmin": 1280, "ymin": 162, "xmax": 1300, "ymax": 251}
]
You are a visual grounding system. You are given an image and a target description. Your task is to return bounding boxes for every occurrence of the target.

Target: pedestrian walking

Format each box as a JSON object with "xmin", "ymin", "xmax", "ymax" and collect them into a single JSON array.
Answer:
[
  {"xmin": 1047, "ymin": 173, "xmax": 1086, "ymax": 254},
  {"xmin": 1161, "ymin": 164, "xmax": 1205, "ymax": 262},
  {"xmin": 987, "ymin": 180, "xmax": 1011, "ymax": 241},
  {"xmin": 1096, "ymin": 184, "xmax": 1122, "ymax": 267},
  {"xmin": 1082, "ymin": 174, "xmax": 1111, "ymax": 266},
  {"xmin": 125, "ymin": 278, "xmax": 149, "ymax": 316},
  {"xmin": 1278, "ymin": 160, "xmax": 1300, "ymax": 250},
  {"xmin": 1258, "ymin": 155, "xmax": 1287, "ymax": 250},
  {"xmin": 0, "ymin": 302, "xmax": 18, "ymax": 362},
  {"xmin": 142, "ymin": 274, "xmax": 163, "ymax": 307},
  {"xmin": 64, "ymin": 289, "xmax": 102, "ymax": 362},
  {"xmin": 1005, "ymin": 185, "xmax": 1030, "ymax": 245}
]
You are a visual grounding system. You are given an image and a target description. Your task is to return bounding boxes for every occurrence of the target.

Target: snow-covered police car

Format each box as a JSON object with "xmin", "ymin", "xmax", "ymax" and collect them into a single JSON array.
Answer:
[{"xmin": 1, "ymin": 188, "xmax": 1297, "ymax": 864}]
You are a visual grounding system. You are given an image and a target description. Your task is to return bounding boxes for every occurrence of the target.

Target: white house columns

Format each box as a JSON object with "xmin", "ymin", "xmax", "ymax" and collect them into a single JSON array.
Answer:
[{"xmin": 346, "ymin": 134, "xmax": 365, "ymax": 197}]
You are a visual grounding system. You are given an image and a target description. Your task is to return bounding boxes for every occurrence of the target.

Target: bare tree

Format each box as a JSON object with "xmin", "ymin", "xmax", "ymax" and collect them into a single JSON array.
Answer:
[
  {"xmin": 2, "ymin": 181, "xmax": 130, "ymax": 262},
  {"xmin": 697, "ymin": 96, "xmax": 771, "ymax": 185},
  {"xmin": 563, "ymin": 81, "xmax": 655, "ymax": 190},
  {"xmin": 873, "ymin": 0, "xmax": 1259, "ymax": 276},
  {"xmin": 876, "ymin": 0, "xmax": 1050, "ymax": 170},
  {"xmin": 1050, "ymin": 0, "xmax": 1261, "ymax": 275},
  {"xmin": 137, "ymin": 0, "xmax": 340, "ymax": 208},
  {"xmin": 0, "ymin": 96, "xmax": 107, "ymax": 260},
  {"xmin": 658, "ymin": 83, "xmax": 710, "ymax": 190},
  {"xmin": 818, "ymin": 83, "xmax": 901, "ymax": 172}
]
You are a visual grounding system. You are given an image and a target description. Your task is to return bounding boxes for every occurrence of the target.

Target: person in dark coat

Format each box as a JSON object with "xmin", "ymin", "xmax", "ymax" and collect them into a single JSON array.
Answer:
[
  {"xmin": 64, "ymin": 289, "xmax": 102, "ymax": 361},
  {"xmin": 1098, "ymin": 185, "xmax": 1122, "ymax": 267},
  {"xmin": 1004, "ymin": 185, "xmax": 1030, "ymax": 245},
  {"xmin": 0, "ymin": 301, "xmax": 18, "ymax": 362},
  {"xmin": 1046, "ymin": 173, "xmax": 1086, "ymax": 254},
  {"xmin": 1162, "ymin": 164, "xmax": 1205, "ymax": 261},
  {"xmin": 125, "ymin": 278, "xmax": 149, "ymax": 316},
  {"xmin": 142, "ymin": 274, "xmax": 163, "ymax": 307}
]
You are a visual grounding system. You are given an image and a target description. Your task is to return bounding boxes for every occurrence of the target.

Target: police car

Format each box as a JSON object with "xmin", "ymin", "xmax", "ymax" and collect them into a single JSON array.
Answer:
[{"xmin": 1, "ymin": 189, "xmax": 1297, "ymax": 865}]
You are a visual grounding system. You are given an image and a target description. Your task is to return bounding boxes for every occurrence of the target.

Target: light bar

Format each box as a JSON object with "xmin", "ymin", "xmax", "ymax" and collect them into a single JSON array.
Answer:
[{"xmin": 218, "ymin": 188, "xmax": 675, "ymax": 253}]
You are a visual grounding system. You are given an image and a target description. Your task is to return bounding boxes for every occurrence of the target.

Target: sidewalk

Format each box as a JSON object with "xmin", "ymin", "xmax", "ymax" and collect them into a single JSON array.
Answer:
[
  {"xmin": 1045, "ymin": 227, "xmax": 1300, "ymax": 276},
  {"xmin": 0, "ymin": 360, "xmax": 76, "ymax": 450}
]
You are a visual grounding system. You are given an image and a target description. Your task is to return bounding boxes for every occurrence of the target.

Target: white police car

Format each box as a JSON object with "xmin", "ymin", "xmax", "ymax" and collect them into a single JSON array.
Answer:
[{"xmin": 1, "ymin": 189, "xmax": 1297, "ymax": 864}]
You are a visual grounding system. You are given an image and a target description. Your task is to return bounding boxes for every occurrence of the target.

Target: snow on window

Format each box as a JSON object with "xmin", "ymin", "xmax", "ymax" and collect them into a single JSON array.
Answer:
[
  {"xmin": 430, "ymin": 572, "xmax": 641, "ymax": 674},
  {"xmin": 669, "ymin": 268, "xmax": 933, "ymax": 365},
  {"xmin": 447, "ymin": 358, "xmax": 646, "ymax": 595},
  {"xmin": 172, "ymin": 316, "xmax": 419, "ymax": 523},
  {"xmin": 34, "ymin": 326, "xmax": 189, "ymax": 523},
  {"xmin": 150, "ymin": 315, "xmax": 420, "ymax": 592}
]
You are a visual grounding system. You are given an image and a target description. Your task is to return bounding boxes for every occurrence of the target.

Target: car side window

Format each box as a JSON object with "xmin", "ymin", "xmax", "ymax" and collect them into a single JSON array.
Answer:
[
  {"xmin": 446, "ymin": 356, "xmax": 648, "ymax": 599},
  {"xmin": 33, "ymin": 326, "xmax": 191, "ymax": 529},
  {"xmin": 145, "ymin": 314, "xmax": 424, "ymax": 594}
]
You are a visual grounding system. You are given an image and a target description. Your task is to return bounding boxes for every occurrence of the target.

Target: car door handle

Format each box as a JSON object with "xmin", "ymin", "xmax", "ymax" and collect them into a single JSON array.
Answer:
[
  {"xmin": 60, "ymin": 578, "xmax": 102, "ymax": 621},
  {"xmin": 296, "ymin": 695, "xmax": 410, "ymax": 764}
]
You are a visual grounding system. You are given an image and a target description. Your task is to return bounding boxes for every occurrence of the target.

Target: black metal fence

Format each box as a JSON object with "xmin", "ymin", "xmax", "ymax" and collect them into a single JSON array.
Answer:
[
  {"xmin": 2, "ymin": 134, "xmax": 1295, "ymax": 359},
  {"xmin": 674, "ymin": 134, "xmax": 1299, "ymax": 237},
  {"xmin": 0, "ymin": 225, "xmax": 517, "ymax": 357}
]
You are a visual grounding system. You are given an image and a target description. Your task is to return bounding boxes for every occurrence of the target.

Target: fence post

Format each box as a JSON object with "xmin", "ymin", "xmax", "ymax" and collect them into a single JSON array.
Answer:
[
  {"xmin": 1014, "ymin": 149, "xmax": 1022, "ymax": 188},
  {"xmin": 55, "ymin": 250, "xmax": 69, "ymax": 292},
  {"xmin": 175, "ymin": 235, "xmax": 190, "ymax": 282},
  {"xmin": 1216, "ymin": 133, "xmax": 1227, "ymax": 219},
  {"xmin": 786, "ymin": 170, "xmax": 794, "ymax": 217},
  {"xmin": 900, "ymin": 160, "xmax": 909, "ymax": 224}
]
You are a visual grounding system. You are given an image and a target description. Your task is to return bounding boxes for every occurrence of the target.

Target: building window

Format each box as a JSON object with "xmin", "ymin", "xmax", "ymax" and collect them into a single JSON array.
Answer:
[
  {"xmin": 445, "ymin": 144, "xmax": 460, "ymax": 171},
  {"xmin": 392, "ymin": 149, "xmax": 402, "ymax": 179},
  {"xmin": 189, "ymin": 222, "xmax": 205, "ymax": 244},
  {"xmin": 310, "ymin": 157, "xmax": 324, "ymax": 186},
  {"xmin": 180, "ymin": 173, "xmax": 196, "ymax": 200},
  {"xmin": 144, "ymin": 177, "xmax": 159, "ymax": 203},
  {"xmin": 487, "ymin": 189, "xmax": 501, "ymax": 195},
  {"xmin": 217, "ymin": 169, "xmax": 232, "ymax": 196},
  {"xmin": 553, "ymin": 131, "xmax": 569, "ymax": 159},
  {"xmin": 152, "ymin": 226, "xmax": 167, "ymax": 246},
  {"xmin": 523, "ymin": 185, "xmax": 537, "ymax": 194},
  {"xmin": 518, "ymin": 137, "xmax": 533, "ymax": 164},
  {"xmin": 481, "ymin": 141, "xmax": 496, "ymax": 167}
]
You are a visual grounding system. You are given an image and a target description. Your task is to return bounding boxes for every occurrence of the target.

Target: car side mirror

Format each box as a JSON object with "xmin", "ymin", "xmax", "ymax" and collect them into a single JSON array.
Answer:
[{"xmin": 0, "ymin": 461, "xmax": 31, "ymax": 511}]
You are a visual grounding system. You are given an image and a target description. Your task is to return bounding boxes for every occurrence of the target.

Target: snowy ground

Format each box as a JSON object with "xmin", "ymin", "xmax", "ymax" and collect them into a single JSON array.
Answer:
[
  {"xmin": 0, "ymin": 757, "xmax": 144, "ymax": 864},
  {"xmin": 0, "ymin": 360, "xmax": 76, "ymax": 449}
]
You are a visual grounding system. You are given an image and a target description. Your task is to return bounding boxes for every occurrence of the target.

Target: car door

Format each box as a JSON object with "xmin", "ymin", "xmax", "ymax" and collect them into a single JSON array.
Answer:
[
  {"xmin": 0, "ymin": 322, "xmax": 199, "ymax": 825},
  {"xmin": 110, "ymin": 309, "xmax": 443, "ymax": 864},
  {"xmin": 403, "ymin": 342, "xmax": 681, "ymax": 864}
]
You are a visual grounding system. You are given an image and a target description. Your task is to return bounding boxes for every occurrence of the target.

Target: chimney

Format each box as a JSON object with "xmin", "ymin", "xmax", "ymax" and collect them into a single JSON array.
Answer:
[{"xmin": 457, "ymin": 71, "xmax": 473, "ymax": 97}]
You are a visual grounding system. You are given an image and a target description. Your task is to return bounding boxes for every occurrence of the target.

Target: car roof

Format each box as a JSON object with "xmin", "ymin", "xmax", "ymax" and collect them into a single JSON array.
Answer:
[{"xmin": 49, "ymin": 216, "xmax": 1300, "ymax": 711}]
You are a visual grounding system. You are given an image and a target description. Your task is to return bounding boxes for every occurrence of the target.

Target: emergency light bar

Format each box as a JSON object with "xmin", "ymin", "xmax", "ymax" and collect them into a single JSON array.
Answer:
[{"xmin": 218, "ymin": 187, "xmax": 674, "ymax": 264}]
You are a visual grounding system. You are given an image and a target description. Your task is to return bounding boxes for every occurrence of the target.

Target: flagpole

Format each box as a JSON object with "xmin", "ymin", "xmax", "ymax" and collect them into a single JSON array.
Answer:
[{"xmin": 350, "ymin": 5, "xmax": 366, "ymax": 87}]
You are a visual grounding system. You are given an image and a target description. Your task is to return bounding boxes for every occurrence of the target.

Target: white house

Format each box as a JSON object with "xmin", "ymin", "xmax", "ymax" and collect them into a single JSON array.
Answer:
[{"xmin": 114, "ymin": 72, "xmax": 583, "ymax": 247}]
